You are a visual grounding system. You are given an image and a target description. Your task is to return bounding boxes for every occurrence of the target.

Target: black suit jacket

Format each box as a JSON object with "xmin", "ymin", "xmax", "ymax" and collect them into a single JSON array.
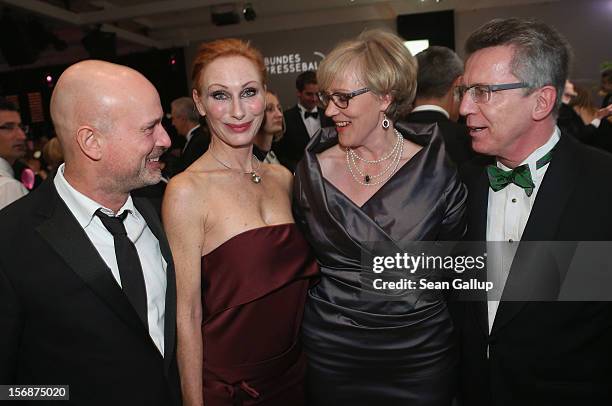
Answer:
[
  {"xmin": 453, "ymin": 133, "xmax": 612, "ymax": 405},
  {"xmin": 0, "ymin": 179, "xmax": 181, "ymax": 406},
  {"xmin": 273, "ymin": 105, "xmax": 333, "ymax": 172},
  {"xmin": 177, "ymin": 124, "xmax": 210, "ymax": 174},
  {"xmin": 602, "ymin": 92, "xmax": 611, "ymax": 108},
  {"xmin": 406, "ymin": 109, "xmax": 476, "ymax": 166},
  {"xmin": 592, "ymin": 117, "xmax": 612, "ymax": 154},
  {"xmin": 557, "ymin": 103, "xmax": 598, "ymax": 144}
]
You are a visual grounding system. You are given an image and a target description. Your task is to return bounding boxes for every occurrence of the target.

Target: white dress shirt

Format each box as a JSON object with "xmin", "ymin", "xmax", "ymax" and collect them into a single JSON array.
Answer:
[
  {"xmin": 0, "ymin": 157, "xmax": 28, "ymax": 210},
  {"xmin": 298, "ymin": 104, "xmax": 322, "ymax": 138},
  {"xmin": 486, "ymin": 127, "xmax": 561, "ymax": 332},
  {"xmin": 54, "ymin": 164, "xmax": 167, "ymax": 355},
  {"xmin": 411, "ymin": 104, "xmax": 450, "ymax": 119}
]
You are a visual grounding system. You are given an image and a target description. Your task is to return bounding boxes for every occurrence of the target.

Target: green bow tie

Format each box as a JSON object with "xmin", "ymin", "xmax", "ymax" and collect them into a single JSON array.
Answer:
[
  {"xmin": 487, "ymin": 148, "xmax": 554, "ymax": 197},
  {"xmin": 487, "ymin": 164, "xmax": 535, "ymax": 196}
]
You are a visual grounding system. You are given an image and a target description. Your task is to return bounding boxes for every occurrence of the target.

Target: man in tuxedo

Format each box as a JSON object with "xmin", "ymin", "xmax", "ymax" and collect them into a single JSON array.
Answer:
[
  {"xmin": 407, "ymin": 46, "xmax": 475, "ymax": 166},
  {"xmin": 274, "ymin": 70, "xmax": 333, "ymax": 171},
  {"xmin": 0, "ymin": 97, "xmax": 28, "ymax": 210},
  {"xmin": 0, "ymin": 60, "xmax": 181, "ymax": 405},
  {"xmin": 170, "ymin": 96, "xmax": 210, "ymax": 175},
  {"xmin": 454, "ymin": 18, "xmax": 612, "ymax": 405}
]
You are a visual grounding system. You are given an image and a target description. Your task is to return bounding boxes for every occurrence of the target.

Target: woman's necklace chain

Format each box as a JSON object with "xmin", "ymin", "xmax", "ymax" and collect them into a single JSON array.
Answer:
[
  {"xmin": 345, "ymin": 129, "xmax": 404, "ymax": 186},
  {"xmin": 210, "ymin": 150, "xmax": 262, "ymax": 184},
  {"xmin": 350, "ymin": 129, "xmax": 403, "ymax": 163}
]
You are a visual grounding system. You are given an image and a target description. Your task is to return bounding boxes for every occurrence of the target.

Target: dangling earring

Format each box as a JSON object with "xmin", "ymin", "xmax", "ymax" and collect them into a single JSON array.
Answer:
[{"xmin": 381, "ymin": 113, "xmax": 390, "ymax": 130}]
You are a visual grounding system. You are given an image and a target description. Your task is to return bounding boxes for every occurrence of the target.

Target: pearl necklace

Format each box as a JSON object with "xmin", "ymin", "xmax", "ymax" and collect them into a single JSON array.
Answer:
[
  {"xmin": 345, "ymin": 129, "xmax": 404, "ymax": 186},
  {"xmin": 210, "ymin": 151, "xmax": 262, "ymax": 184},
  {"xmin": 350, "ymin": 129, "xmax": 403, "ymax": 164}
]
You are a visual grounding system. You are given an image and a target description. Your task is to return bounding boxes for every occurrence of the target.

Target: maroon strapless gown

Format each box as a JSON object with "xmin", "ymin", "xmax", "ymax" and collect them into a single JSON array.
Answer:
[{"xmin": 201, "ymin": 223, "xmax": 318, "ymax": 406}]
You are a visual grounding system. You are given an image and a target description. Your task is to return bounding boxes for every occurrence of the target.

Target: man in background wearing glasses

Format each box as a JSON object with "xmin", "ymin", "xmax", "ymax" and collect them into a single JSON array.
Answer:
[
  {"xmin": 452, "ymin": 18, "xmax": 612, "ymax": 405},
  {"xmin": 0, "ymin": 97, "xmax": 28, "ymax": 210}
]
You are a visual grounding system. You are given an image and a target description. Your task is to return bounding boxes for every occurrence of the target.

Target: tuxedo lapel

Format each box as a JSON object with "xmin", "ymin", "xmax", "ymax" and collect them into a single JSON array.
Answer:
[
  {"xmin": 133, "ymin": 197, "xmax": 176, "ymax": 371},
  {"xmin": 294, "ymin": 107, "xmax": 310, "ymax": 145},
  {"xmin": 134, "ymin": 197, "xmax": 172, "ymax": 273},
  {"xmin": 182, "ymin": 134, "xmax": 194, "ymax": 154},
  {"xmin": 492, "ymin": 133, "xmax": 579, "ymax": 334},
  {"xmin": 318, "ymin": 108, "xmax": 334, "ymax": 128},
  {"xmin": 520, "ymin": 133, "xmax": 578, "ymax": 241},
  {"xmin": 463, "ymin": 165, "xmax": 490, "ymax": 338},
  {"xmin": 465, "ymin": 166, "xmax": 489, "ymax": 242},
  {"xmin": 35, "ymin": 181, "xmax": 148, "ymax": 338}
]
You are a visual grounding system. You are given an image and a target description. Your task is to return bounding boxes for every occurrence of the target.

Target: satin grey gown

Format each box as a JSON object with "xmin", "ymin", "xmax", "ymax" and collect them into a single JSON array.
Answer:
[{"xmin": 293, "ymin": 122, "xmax": 467, "ymax": 405}]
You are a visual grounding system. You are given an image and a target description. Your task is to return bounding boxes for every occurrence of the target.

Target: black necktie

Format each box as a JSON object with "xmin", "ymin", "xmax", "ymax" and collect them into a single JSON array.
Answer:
[
  {"xmin": 304, "ymin": 110, "xmax": 318, "ymax": 119},
  {"xmin": 95, "ymin": 209, "xmax": 148, "ymax": 330}
]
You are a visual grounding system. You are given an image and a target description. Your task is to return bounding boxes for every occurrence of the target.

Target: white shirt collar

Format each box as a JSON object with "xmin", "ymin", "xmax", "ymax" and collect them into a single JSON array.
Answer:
[
  {"xmin": 298, "ymin": 103, "xmax": 318, "ymax": 114},
  {"xmin": 0, "ymin": 157, "xmax": 15, "ymax": 178},
  {"xmin": 185, "ymin": 124, "xmax": 200, "ymax": 144},
  {"xmin": 411, "ymin": 104, "xmax": 450, "ymax": 119},
  {"xmin": 53, "ymin": 163, "xmax": 141, "ymax": 229},
  {"xmin": 497, "ymin": 126, "xmax": 561, "ymax": 176}
]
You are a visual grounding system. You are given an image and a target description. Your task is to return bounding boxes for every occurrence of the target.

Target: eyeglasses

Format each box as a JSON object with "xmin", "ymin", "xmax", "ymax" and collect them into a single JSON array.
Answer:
[
  {"xmin": 455, "ymin": 82, "xmax": 529, "ymax": 104},
  {"xmin": 0, "ymin": 123, "xmax": 29, "ymax": 133},
  {"xmin": 318, "ymin": 87, "xmax": 370, "ymax": 109}
]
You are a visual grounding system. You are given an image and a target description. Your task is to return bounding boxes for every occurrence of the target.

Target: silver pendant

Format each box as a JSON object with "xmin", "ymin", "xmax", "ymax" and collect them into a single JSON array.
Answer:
[{"xmin": 251, "ymin": 172, "xmax": 262, "ymax": 184}]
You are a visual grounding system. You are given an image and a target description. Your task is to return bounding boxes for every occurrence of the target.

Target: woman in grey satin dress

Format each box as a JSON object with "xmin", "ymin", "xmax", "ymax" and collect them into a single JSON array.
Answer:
[{"xmin": 293, "ymin": 30, "xmax": 467, "ymax": 405}]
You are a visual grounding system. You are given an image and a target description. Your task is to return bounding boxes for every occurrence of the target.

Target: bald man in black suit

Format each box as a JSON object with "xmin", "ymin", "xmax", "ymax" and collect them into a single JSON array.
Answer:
[{"xmin": 0, "ymin": 60, "xmax": 181, "ymax": 406}]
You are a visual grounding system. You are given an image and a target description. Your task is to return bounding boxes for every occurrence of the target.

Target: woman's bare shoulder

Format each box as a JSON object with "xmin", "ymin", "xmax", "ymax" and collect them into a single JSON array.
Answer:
[
  {"xmin": 262, "ymin": 163, "xmax": 293, "ymax": 192},
  {"xmin": 165, "ymin": 170, "xmax": 210, "ymax": 201},
  {"xmin": 264, "ymin": 162, "xmax": 292, "ymax": 178},
  {"xmin": 162, "ymin": 169, "xmax": 217, "ymax": 227}
]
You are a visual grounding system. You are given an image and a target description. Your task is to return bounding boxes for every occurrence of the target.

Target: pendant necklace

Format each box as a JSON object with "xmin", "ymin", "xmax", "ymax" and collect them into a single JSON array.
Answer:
[
  {"xmin": 345, "ymin": 129, "xmax": 404, "ymax": 186},
  {"xmin": 210, "ymin": 151, "xmax": 262, "ymax": 184}
]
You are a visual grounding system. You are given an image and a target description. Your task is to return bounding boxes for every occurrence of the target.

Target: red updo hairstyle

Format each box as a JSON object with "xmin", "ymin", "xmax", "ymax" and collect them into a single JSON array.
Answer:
[{"xmin": 191, "ymin": 38, "xmax": 267, "ymax": 92}]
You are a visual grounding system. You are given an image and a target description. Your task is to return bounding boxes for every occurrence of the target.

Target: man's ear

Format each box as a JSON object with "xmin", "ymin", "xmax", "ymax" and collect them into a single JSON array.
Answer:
[
  {"xmin": 447, "ymin": 76, "xmax": 464, "ymax": 122},
  {"xmin": 450, "ymin": 76, "xmax": 463, "ymax": 99},
  {"xmin": 76, "ymin": 126, "xmax": 102, "ymax": 161},
  {"xmin": 192, "ymin": 89, "xmax": 206, "ymax": 117},
  {"xmin": 533, "ymin": 85, "xmax": 557, "ymax": 121}
]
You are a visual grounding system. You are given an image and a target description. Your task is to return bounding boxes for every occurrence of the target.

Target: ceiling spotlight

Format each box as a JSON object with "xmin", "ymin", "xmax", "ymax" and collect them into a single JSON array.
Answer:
[{"xmin": 243, "ymin": 3, "xmax": 256, "ymax": 21}]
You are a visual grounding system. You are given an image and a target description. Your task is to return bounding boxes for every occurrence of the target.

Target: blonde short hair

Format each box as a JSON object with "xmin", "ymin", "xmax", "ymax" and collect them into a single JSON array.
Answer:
[
  {"xmin": 42, "ymin": 137, "xmax": 64, "ymax": 170},
  {"xmin": 317, "ymin": 29, "xmax": 417, "ymax": 121}
]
